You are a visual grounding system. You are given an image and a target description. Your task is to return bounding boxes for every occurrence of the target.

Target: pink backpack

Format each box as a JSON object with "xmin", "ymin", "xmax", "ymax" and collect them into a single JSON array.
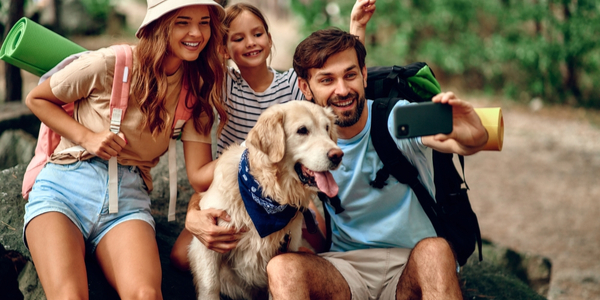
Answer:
[{"xmin": 22, "ymin": 45, "xmax": 194, "ymax": 221}]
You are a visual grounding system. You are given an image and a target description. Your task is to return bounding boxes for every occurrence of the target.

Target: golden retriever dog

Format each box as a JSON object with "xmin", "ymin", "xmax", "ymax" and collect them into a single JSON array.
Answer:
[{"xmin": 188, "ymin": 101, "xmax": 343, "ymax": 300}]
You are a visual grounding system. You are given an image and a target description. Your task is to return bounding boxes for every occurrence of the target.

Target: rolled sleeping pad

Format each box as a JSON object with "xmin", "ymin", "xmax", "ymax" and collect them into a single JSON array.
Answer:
[
  {"xmin": 474, "ymin": 107, "xmax": 504, "ymax": 151},
  {"xmin": 0, "ymin": 17, "xmax": 87, "ymax": 77}
]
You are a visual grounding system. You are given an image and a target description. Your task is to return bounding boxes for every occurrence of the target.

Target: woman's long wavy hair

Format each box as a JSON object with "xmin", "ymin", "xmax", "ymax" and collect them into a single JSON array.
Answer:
[{"xmin": 133, "ymin": 5, "xmax": 227, "ymax": 138}]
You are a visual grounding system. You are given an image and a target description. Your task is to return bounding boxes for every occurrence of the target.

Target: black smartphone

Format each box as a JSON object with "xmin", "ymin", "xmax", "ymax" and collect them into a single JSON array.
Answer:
[{"xmin": 392, "ymin": 102, "xmax": 453, "ymax": 139}]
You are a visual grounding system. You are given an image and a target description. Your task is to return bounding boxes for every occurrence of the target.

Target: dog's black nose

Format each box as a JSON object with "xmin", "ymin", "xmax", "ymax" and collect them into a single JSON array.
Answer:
[{"xmin": 328, "ymin": 148, "xmax": 344, "ymax": 165}]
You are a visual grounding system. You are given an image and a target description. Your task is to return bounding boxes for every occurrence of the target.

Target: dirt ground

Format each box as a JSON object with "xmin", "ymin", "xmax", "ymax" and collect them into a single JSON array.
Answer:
[
  {"xmin": 463, "ymin": 95, "xmax": 600, "ymax": 300},
  {"xmin": 3, "ymin": 3, "xmax": 599, "ymax": 298}
]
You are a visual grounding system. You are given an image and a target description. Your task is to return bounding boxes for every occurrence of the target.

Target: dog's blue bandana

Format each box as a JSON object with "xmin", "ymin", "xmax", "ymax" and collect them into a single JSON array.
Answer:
[{"xmin": 238, "ymin": 149, "xmax": 298, "ymax": 238}]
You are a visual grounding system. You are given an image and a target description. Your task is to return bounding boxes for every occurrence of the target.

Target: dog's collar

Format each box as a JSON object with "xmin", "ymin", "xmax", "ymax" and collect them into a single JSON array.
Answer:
[{"xmin": 238, "ymin": 149, "xmax": 298, "ymax": 238}]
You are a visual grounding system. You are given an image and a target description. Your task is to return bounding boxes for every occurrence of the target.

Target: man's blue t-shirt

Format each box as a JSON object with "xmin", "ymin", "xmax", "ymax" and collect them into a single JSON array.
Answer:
[{"xmin": 327, "ymin": 99, "xmax": 438, "ymax": 252}]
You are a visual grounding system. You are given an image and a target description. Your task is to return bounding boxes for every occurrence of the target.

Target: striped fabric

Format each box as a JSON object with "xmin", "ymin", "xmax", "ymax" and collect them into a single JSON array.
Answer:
[{"xmin": 216, "ymin": 66, "xmax": 304, "ymax": 156}]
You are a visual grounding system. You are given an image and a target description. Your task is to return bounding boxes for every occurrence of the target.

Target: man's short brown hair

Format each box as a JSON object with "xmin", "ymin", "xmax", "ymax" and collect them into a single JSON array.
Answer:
[{"xmin": 293, "ymin": 28, "xmax": 367, "ymax": 80}]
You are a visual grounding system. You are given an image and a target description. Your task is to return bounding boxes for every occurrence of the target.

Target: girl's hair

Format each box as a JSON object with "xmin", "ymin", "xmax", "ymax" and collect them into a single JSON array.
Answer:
[
  {"xmin": 133, "ymin": 5, "xmax": 228, "ymax": 137},
  {"xmin": 222, "ymin": 3, "xmax": 273, "ymax": 65}
]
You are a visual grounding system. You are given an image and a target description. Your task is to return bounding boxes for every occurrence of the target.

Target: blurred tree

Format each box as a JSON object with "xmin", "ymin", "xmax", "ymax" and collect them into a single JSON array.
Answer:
[
  {"xmin": 290, "ymin": 0, "xmax": 600, "ymax": 108},
  {"xmin": 77, "ymin": 0, "xmax": 112, "ymax": 35},
  {"xmin": 54, "ymin": 0, "xmax": 63, "ymax": 35},
  {"xmin": 3, "ymin": 0, "xmax": 24, "ymax": 102}
]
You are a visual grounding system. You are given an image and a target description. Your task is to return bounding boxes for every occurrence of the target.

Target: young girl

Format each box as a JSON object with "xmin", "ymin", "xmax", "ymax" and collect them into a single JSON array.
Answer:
[
  {"xmin": 23, "ymin": 0, "xmax": 226, "ymax": 298},
  {"xmin": 170, "ymin": 0, "xmax": 376, "ymax": 271}
]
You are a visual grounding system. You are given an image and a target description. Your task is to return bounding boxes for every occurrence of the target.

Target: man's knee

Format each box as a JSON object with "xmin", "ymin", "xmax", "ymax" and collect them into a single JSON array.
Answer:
[
  {"xmin": 400, "ymin": 238, "xmax": 462, "ymax": 299},
  {"xmin": 267, "ymin": 253, "xmax": 310, "ymax": 297},
  {"xmin": 267, "ymin": 253, "xmax": 305, "ymax": 280},
  {"xmin": 411, "ymin": 237, "xmax": 456, "ymax": 265},
  {"xmin": 268, "ymin": 253, "xmax": 349, "ymax": 300}
]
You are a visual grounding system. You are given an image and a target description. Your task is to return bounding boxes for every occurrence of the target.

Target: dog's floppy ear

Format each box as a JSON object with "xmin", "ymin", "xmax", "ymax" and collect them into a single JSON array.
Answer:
[
  {"xmin": 324, "ymin": 106, "xmax": 338, "ymax": 142},
  {"xmin": 247, "ymin": 108, "xmax": 286, "ymax": 163}
]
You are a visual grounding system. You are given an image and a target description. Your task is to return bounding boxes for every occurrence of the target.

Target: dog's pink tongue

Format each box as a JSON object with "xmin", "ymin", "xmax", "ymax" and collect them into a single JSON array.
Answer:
[{"xmin": 314, "ymin": 171, "xmax": 339, "ymax": 198}]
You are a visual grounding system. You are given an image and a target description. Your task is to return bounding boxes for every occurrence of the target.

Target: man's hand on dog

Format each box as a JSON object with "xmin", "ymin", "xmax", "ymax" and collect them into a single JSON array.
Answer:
[{"xmin": 185, "ymin": 206, "xmax": 247, "ymax": 253}]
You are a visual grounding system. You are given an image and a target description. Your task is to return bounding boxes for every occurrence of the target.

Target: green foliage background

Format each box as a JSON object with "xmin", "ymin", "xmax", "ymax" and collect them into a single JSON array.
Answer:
[{"xmin": 290, "ymin": 0, "xmax": 600, "ymax": 108}]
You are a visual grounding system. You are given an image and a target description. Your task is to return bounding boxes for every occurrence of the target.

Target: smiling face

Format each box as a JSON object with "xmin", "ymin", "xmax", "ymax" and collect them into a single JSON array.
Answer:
[
  {"xmin": 224, "ymin": 10, "xmax": 272, "ymax": 71},
  {"xmin": 164, "ymin": 5, "xmax": 212, "ymax": 74},
  {"xmin": 298, "ymin": 48, "xmax": 369, "ymax": 138},
  {"xmin": 246, "ymin": 101, "xmax": 342, "ymax": 204}
]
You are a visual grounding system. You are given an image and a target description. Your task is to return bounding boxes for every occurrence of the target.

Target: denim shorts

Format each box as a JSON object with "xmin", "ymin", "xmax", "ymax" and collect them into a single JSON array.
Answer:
[{"xmin": 23, "ymin": 158, "xmax": 155, "ymax": 253}]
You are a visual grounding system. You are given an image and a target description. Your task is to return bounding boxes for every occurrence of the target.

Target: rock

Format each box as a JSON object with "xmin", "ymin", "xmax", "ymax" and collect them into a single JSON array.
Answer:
[
  {"xmin": 0, "ymin": 143, "xmax": 550, "ymax": 299},
  {"xmin": 0, "ymin": 243, "xmax": 25, "ymax": 300},
  {"xmin": 461, "ymin": 260, "xmax": 547, "ymax": 300},
  {"xmin": 0, "ymin": 102, "xmax": 41, "ymax": 171},
  {"xmin": 0, "ymin": 129, "xmax": 37, "ymax": 170},
  {"xmin": 0, "ymin": 103, "xmax": 41, "ymax": 138},
  {"xmin": 0, "ymin": 166, "xmax": 29, "ymax": 258},
  {"xmin": 525, "ymin": 255, "xmax": 552, "ymax": 296},
  {"xmin": 17, "ymin": 262, "xmax": 43, "ymax": 300},
  {"xmin": 461, "ymin": 239, "xmax": 551, "ymax": 299}
]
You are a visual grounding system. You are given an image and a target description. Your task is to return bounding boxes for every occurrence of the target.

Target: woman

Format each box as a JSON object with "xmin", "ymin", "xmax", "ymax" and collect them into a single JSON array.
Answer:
[{"xmin": 23, "ymin": 0, "xmax": 226, "ymax": 298}]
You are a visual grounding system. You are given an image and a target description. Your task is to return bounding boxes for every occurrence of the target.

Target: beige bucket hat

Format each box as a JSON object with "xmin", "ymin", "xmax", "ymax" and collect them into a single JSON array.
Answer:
[{"xmin": 136, "ymin": 0, "xmax": 225, "ymax": 38}]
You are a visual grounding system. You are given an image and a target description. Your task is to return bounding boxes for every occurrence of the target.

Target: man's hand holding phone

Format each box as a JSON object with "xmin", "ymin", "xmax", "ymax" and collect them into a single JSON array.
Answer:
[
  {"xmin": 418, "ymin": 92, "xmax": 489, "ymax": 155},
  {"xmin": 392, "ymin": 101, "xmax": 452, "ymax": 139}
]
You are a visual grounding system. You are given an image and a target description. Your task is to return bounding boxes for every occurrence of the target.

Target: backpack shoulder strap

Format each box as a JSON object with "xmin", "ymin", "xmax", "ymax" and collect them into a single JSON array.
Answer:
[
  {"xmin": 369, "ymin": 97, "xmax": 443, "ymax": 231},
  {"xmin": 316, "ymin": 98, "xmax": 442, "ymax": 253},
  {"xmin": 172, "ymin": 80, "xmax": 194, "ymax": 138},
  {"xmin": 22, "ymin": 46, "xmax": 132, "ymax": 200},
  {"xmin": 107, "ymin": 44, "xmax": 133, "ymax": 214},
  {"xmin": 370, "ymin": 98, "xmax": 483, "ymax": 264},
  {"xmin": 316, "ymin": 192, "xmax": 336, "ymax": 252},
  {"xmin": 166, "ymin": 78, "xmax": 196, "ymax": 221},
  {"xmin": 109, "ymin": 45, "xmax": 132, "ymax": 128}
]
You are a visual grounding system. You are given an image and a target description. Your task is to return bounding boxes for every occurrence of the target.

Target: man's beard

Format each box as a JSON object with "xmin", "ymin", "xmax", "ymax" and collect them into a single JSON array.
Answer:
[{"xmin": 329, "ymin": 92, "xmax": 366, "ymax": 128}]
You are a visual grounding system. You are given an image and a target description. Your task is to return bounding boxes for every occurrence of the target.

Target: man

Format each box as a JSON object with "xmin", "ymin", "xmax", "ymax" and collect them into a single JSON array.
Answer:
[{"xmin": 265, "ymin": 28, "xmax": 488, "ymax": 300}]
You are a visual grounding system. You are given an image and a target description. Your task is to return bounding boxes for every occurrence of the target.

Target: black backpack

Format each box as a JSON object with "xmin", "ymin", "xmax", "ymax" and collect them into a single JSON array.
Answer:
[{"xmin": 317, "ymin": 62, "xmax": 482, "ymax": 266}]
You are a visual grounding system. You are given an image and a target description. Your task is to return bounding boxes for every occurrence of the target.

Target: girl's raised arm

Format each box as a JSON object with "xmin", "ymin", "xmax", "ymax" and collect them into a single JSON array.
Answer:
[{"xmin": 350, "ymin": 0, "xmax": 376, "ymax": 45}]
